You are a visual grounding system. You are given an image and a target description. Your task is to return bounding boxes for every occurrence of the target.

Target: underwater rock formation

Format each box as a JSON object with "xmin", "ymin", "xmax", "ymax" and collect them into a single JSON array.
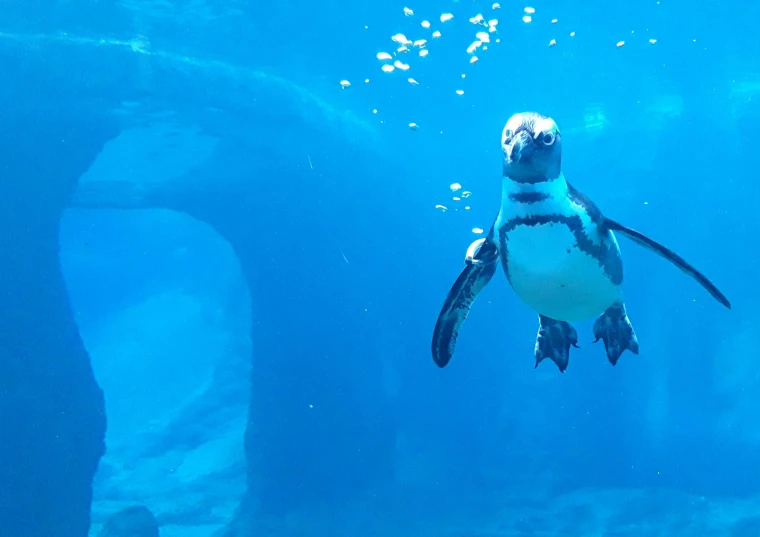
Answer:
[
  {"xmin": 71, "ymin": 120, "xmax": 414, "ymax": 516},
  {"xmin": 1, "ymin": 16, "xmax": 405, "ymax": 531},
  {"xmin": 0, "ymin": 105, "xmax": 119, "ymax": 537}
]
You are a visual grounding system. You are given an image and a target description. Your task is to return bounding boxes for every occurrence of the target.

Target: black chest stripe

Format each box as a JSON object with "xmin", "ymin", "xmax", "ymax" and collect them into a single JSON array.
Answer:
[
  {"xmin": 498, "ymin": 214, "xmax": 623, "ymax": 285},
  {"xmin": 508, "ymin": 191, "xmax": 550, "ymax": 204}
]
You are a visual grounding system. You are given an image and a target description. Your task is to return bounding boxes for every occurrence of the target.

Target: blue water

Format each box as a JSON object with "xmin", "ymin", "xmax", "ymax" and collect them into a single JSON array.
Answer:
[{"xmin": 0, "ymin": 1, "xmax": 758, "ymax": 536}]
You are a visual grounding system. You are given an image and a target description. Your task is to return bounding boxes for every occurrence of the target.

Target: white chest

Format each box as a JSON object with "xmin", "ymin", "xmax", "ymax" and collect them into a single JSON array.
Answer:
[{"xmin": 496, "ymin": 179, "xmax": 622, "ymax": 322}]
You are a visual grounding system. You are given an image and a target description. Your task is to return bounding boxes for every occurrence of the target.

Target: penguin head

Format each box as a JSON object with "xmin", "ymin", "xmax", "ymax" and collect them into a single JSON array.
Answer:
[{"xmin": 501, "ymin": 112, "xmax": 562, "ymax": 182}]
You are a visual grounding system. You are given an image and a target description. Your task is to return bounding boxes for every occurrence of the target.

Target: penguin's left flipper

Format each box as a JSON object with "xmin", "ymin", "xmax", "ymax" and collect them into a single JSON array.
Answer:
[
  {"xmin": 432, "ymin": 234, "xmax": 499, "ymax": 368},
  {"xmin": 605, "ymin": 219, "xmax": 731, "ymax": 309}
]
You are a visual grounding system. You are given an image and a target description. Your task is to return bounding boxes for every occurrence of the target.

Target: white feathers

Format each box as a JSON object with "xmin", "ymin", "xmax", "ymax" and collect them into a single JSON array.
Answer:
[{"xmin": 496, "ymin": 175, "xmax": 622, "ymax": 321}]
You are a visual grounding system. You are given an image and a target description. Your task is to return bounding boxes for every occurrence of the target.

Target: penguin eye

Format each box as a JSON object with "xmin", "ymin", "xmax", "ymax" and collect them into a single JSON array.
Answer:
[{"xmin": 538, "ymin": 131, "xmax": 556, "ymax": 146}]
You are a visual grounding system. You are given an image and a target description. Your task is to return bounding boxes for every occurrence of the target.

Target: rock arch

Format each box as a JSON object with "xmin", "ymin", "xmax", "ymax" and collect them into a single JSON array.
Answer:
[{"xmin": 0, "ymin": 25, "xmax": 429, "ymax": 534}]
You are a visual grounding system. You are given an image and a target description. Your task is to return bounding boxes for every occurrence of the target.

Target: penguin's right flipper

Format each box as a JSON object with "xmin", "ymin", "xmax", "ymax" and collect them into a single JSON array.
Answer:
[
  {"xmin": 432, "ymin": 234, "xmax": 499, "ymax": 368},
  {"xmin": 604, "ymin": 219, "xmax": 731, "ymax": 309}
]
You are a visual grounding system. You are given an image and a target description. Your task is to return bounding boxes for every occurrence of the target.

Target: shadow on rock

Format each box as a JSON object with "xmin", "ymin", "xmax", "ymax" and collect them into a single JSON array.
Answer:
[{"xmin": 98, "ymin": 506, "xmax": 159, "ymax": 537}]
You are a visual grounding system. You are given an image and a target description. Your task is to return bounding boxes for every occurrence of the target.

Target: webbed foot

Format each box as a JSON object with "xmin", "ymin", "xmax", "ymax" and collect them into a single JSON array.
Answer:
[
  {"xmin": 593, "ymin": 302, "xmax": 640, "ymax": 365},
  {"xmin": 534, "ymin": 315, "xmax": 579, "ymax": 373}
]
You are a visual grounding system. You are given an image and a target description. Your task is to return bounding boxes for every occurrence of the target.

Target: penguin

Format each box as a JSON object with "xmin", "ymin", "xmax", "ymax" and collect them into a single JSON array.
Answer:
[{"xmin": 432, "ymin": 111, "xmax": 730, "ymax": 372}]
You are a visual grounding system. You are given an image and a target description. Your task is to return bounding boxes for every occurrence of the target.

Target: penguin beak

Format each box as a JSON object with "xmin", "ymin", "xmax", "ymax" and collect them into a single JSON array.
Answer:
[{"xmin": 509, "ymin": 131, "xmax": 535, "ymax": 163}]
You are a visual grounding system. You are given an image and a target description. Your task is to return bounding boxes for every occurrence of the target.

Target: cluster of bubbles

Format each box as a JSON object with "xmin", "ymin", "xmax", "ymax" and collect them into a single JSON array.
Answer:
[
  {"xmin": 339, "ymin": 4, "xmax": 664, "ymax": 118},
  {"xmin": 339, "ymin": 2, "xmax": 507, "ymax": 113},
  {"xmin": 337, "ymin": 4, "xmax": 661, "ymax": 226},
  {"xmin": 434, "ymin": 183, "xmax": 484, "ymax": 235}
]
